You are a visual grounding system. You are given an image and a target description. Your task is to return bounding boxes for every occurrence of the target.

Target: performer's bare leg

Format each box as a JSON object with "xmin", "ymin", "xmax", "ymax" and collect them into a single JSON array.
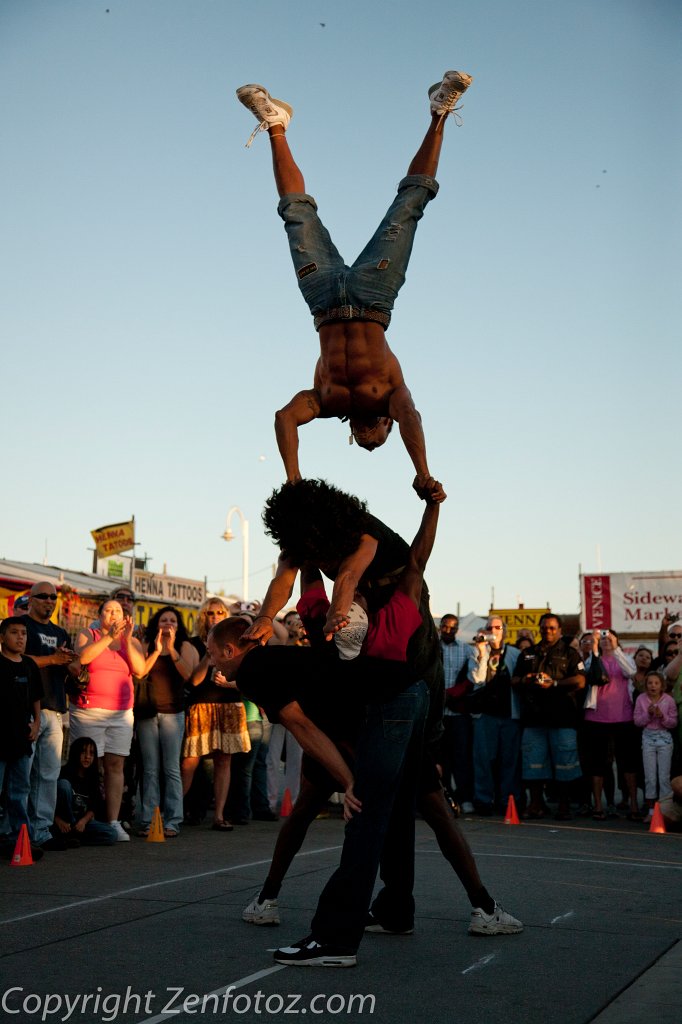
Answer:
[{"xmin": 267, "ymin": 128, "xmax": 305, "ymax": 197}]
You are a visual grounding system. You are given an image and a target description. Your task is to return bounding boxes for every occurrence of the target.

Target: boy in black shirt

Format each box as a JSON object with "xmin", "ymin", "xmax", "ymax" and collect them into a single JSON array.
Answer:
[{"xmin": 0, "ymin": 617, "xmax": 43, "ymax": 854}]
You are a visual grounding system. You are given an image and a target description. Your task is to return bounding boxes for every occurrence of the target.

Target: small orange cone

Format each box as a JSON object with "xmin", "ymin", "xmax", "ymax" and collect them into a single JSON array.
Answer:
[
  {"xmin": 280, "ymin": 788, "xmax": 293, "ymax": 818},
  {"xmin": 504, "ymin": 795, "xmax": 520, "ymax": 825},
  {"xmin": 147, "ymin": 806, "xmax": 165, "ymax": 842},
  {"xmin": 649, "ymin": 802, "xmax": 666, "ymax": 834},
  {"xmin": 10, "ymin": 825, "xmax": 34, "ymax": 867}
]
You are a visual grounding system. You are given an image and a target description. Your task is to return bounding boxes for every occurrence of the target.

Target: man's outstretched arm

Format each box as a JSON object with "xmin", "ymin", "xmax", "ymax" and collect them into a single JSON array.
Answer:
[
  {"xmin": 274, "ymin": 389, "xmax": 322, "ymax": 482},
  {"xmin": 398, "ymin": 483, "xmax": 446, "ymax": 607},
  {"xmin": 387, "ymin": 384, "xmax": 432, "ymax": 489}
]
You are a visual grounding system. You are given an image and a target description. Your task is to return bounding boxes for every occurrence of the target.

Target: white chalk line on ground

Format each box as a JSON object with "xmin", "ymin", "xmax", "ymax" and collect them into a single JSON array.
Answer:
[
  {"xmin": 461, "ymin": 953, "xmax": 496, "ymax": 975},
  {"xmin": 140, "ymin": 966, "xmax": 287, "ymax": 1024},
  {"xmin": 0, "ymin": 845, "xmax": 342, "ymax": 926},
  {"xmin": 6, "ymin": 844, "xmax": 680, "ymax": 929},
  {"xmin": 550, "ymin": 910, "xmax": 575, "ymax": 924},
  {"xmin": 423, "ymin": 850, "xmax": 682, "ymax": 871}
]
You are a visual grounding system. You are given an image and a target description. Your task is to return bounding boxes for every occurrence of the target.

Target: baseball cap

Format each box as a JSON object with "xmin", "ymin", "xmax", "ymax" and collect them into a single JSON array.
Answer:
[{"xmin": 334, "ymin": 602, "xmax": 369, "ymax": 661}]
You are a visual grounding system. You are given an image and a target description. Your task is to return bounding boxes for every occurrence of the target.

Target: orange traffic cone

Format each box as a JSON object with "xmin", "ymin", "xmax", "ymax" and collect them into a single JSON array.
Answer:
[
  {"xmin": 280, "ymin": 788, "xmax": 293, "ymax": 818},
  {"xmin": 10, "ymin": 824, "xmax": 34, "ymax": 867},
  {"xmin": 649, "ymin": 802, "xmax": 666, "ymax": 834},
  {"xmin": 504, "ymin": 795, "xmax": 520, "ymax": 826},
  {"xmin": 147, "ymin": 806, "xmax": 165, "ymax": 842}
]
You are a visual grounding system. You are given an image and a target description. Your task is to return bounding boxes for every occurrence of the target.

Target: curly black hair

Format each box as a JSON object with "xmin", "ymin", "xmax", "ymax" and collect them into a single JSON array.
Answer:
[{"xmin": 262, "ymin": 479, "xmax": 370, "ymax": 568}]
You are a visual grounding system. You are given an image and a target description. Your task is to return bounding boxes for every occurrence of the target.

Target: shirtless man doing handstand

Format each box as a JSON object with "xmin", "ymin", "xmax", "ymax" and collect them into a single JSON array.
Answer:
[{"xmin": 236, "ymin": 70, "xmax": 473, "ymax": 489}]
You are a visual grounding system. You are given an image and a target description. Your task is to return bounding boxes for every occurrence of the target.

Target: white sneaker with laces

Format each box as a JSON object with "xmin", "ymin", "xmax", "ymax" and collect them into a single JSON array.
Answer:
[
  {"xmin": 468, "ymin": 902, "xmax": 523, "ymax": 935},
  {"xmin": 429, "ymin": 71, "xmax": 473, "ymax": 118},
  {"xmin": 236, "ymin": 84, "xmax": 293, "ymax": 147},
  {"xmin": 242, "ymin": 894, "xmax": 280, "ymax": 926},
  {"xmin": 110, "ymin": 821, "xmax": 130, "ymax": 843}
]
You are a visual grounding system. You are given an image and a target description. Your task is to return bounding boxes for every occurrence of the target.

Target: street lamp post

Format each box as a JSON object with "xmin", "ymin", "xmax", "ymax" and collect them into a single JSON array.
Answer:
[{"xmin": 222, "ymin": 506, "xmax": 249, "ymax": 601}]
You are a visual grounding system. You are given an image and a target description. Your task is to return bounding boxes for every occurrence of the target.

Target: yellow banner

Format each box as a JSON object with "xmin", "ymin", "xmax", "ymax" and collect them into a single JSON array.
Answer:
[
  {"xmin": 490, "ymin": 607, "xmax": 550, "ymax": 645},
  {"xmin": 91, "ymin": 520, "xmax": 135, "ymax": 558}
]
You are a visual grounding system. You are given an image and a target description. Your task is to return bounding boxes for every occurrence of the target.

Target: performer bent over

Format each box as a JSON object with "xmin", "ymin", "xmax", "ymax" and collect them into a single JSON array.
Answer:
[{"xmin": 236, "ymin": 71, "xmax": 473, "ymax": 488}]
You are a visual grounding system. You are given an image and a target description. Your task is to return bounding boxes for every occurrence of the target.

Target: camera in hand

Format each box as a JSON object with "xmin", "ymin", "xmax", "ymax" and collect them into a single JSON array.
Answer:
[{"xmin": 473, "ymin": 632, "xmax": 495, "ymax": 643}]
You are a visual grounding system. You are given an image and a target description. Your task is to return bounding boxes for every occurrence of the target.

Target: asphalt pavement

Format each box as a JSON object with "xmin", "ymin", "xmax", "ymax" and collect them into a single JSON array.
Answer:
[{"xmin": 1, "ymin": 812, "xmax": 681, "ymax": 1024}]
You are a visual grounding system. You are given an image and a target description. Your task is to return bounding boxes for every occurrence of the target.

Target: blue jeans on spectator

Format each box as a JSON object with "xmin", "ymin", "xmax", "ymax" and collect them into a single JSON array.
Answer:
[
  {"xmin": 0, "ymin": 755, "xmax": 32, "ymax": 840},
  {"xmin": 29, "ymin": 710, "xmax": 64, "ymax": 845},
  {"xmin": 53, "ymin": 779, "xmax": 117, "ymax": 845},
  {"xmin": 137, "ymin": 712, "xmax": 185, "ymax": 832},
  {"xmin": 227, "ymin": 717, "xmax": 272, "ymax": 821},
  {"xmin": 310, "ymin": 680, "xmax": 429, "ymax": 950},
  {"xmin": 522, "ymin": 726, "xmax": 581, "ymax": 783},
  {"xmin": 473, "ymin": 715, "xmax": 522, "ymax": 809},
  {"xmin": 442, "ymin": 714, "xmax": 474, "ymax": 805}
]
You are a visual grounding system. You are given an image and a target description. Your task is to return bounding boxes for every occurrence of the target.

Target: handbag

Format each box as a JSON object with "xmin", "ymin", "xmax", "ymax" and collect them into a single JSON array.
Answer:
[{"xmin": 134, "ymin": 676, "xmax": 157, "ymax": 720}]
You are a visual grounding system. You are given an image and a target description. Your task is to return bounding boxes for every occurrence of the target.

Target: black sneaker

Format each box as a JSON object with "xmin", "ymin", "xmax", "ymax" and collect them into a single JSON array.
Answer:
[
  {"xmin": 364, "ymin": 911, "xmax": 414, "ymax": 935},
  {"xmin": 274, "ymin": 935, "xmax": 357, "ymax": 967}
]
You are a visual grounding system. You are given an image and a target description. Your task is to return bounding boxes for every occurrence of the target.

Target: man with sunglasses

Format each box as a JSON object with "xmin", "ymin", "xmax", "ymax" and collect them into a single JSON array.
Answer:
[{"xmin": 19, "ymin": 581, "xmax": 76, "ymax": 849}]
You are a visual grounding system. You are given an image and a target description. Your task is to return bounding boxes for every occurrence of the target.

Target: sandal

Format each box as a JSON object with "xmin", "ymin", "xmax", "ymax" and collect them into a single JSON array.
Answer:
[
  {"xmin": 627, "ymin": 811, "xmax": 644, "ymax": 822},
  {"xmin": 592, "ymin": 810, "xmax": 606, "ymax": 821},
  {"xmin": 522, "ymin": 808, "xmax": 547, "ymax": 820},
  {"xmin": 211, "ymin": 819, "xmax": 234, "ymax": 832},
  {"xmin": 163, "ymin": 828, "xmax": 179, "ymax": 838},
  {"xmin": 136, "ymin": 826, "xmax": 151, "ymax": 838}
]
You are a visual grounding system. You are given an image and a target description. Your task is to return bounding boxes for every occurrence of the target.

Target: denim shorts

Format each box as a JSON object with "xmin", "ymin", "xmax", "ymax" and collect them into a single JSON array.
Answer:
[
  {"xmin": 522, "ymin": 726, "xmax": 581, "ymax": 782},
  {"xmin": 277, "ymin": 174, "xmax": 439, "ymax": 330}
]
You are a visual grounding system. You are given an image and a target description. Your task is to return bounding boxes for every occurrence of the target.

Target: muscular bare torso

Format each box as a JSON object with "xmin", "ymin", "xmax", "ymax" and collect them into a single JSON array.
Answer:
[{"xmin": 313, "ymin": 321, "xmax": 405, "ymax": 417}]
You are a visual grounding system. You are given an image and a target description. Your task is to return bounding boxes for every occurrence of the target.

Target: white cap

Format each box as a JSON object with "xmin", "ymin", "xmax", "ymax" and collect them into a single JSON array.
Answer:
[{"xmin": 334, "ymin": 602, "xmax": 369, "ymax": 660}]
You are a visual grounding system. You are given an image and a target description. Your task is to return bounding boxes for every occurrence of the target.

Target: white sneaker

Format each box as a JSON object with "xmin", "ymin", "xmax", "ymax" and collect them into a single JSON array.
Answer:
[
  {"xmin": 110, "ymin": 820, "xmax": 130, "ymax": 843},
  {"xmin": 469, "ymin": 902, "xmax": 523, "ymax": 936},
  {"xmin": 429, "ymin": 70, "xmax": 473, "ymax": 118},
  {"xmin": 461, "ymin": 802, "xmax": 475, "ymax": 815},
  {"xmin": 243, "ymin": 893, "xmax": 280, "ymax": 925},
  {"xmin": 236, "ymin": 84, "xmax": 293, "ymax": 146}
]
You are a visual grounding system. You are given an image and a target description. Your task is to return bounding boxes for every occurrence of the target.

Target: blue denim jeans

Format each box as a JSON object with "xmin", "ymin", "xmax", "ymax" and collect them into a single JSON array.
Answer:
[
  {"xmin": 29, "ymin": 710, "xmax": 64, "ymax": 845},
  {"xmin": 227, "ymin": 717, "xmax": 272, "ymax": 821},
  {"xmin": 442, "ymin": 714, "xmax": 474, "ymax": 804},
  {"xmin": 137, "ymin": 712, "xmax": 185, "ymax": 831},
  {"xmin": 522, "ymin": 726, "xmax": 581, "ymax": 783},
  {"xmin": 0, "ymin": 755, "xmax": 32, "ymax": 840},
  {"xmin": 473, "ymin": 715, "xmax": 522, "ymax": 808},
  {"xmin": 278, "ymin": 175, "xmax": 439, "ymax": 327},
  {"xmin": 53, "ymin": 779, "xmax": 117, "ymax": 845},
  {"xmin": 310, "ymin": 680, "xmax": 429, "ymax": 950},
  {"xmin": 266, "ymin": 724, "xmax": 303, "ymax": 813}
]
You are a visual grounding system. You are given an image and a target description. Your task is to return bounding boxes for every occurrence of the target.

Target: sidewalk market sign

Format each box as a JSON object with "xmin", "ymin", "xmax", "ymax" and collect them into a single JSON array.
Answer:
[{"xmin": 581, "ymin": 571, "xmax": 682, "ymax": 634}]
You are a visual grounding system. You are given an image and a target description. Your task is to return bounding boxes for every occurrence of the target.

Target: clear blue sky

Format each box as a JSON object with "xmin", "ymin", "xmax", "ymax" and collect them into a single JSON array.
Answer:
[{"xmin": 2, "ymin": 0, "xmax": 680, "ymax": 617}]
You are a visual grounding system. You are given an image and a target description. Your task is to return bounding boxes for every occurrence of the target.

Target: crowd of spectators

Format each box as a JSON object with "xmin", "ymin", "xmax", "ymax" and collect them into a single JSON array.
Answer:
[
  {"xmin": 2, "ymin": 586, "xmax": 682, "ymax": 859},
  {"xmin": 439, "ymin": 610, "xmax": 682, "ymax": 829}
]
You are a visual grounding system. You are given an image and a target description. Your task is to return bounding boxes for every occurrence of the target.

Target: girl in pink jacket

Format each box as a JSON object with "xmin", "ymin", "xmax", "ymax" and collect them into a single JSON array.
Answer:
[{"xmin": 634, "ymin": 671, "xmax": 678, "ymax": 817}]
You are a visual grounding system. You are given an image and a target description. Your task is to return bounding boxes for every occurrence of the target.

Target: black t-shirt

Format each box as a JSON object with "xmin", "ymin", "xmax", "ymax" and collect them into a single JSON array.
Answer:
[
  {"xmin": 235, "ymin": 643, "xmax": 412, "ymax": 737},
  {"xmin": 19, "ymin": 614, "xmax": 71, "ymax": 712},
  {"xmin": 59, "ymin": 763, "xmax": 106, "ymax": 821},
  {"xmin": 0, "ymin": 653, "xmax": 43, "ymax": 761},
  {"xmin": 515, "ymin": 640, "xmax": 585, "ymax": 729}
]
